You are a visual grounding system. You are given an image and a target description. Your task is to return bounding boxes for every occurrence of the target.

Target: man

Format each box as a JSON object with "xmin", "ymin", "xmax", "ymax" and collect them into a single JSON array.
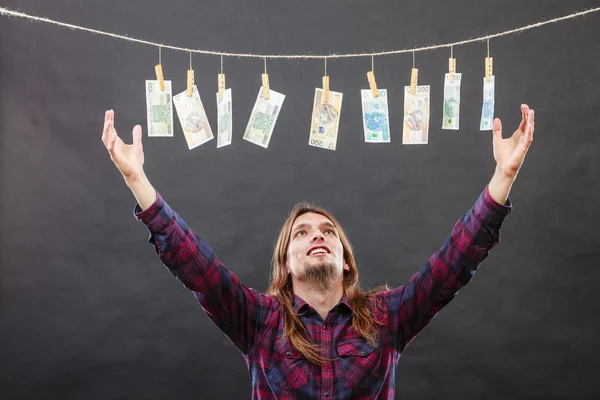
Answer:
[{"xmin": 101, "ymin": 105, "xmax": 535, "ymax": 399}]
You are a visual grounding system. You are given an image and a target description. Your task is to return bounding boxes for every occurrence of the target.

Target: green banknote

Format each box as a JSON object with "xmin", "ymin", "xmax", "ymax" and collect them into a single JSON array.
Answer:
[
  {"xmin": 216, "ymin": 88, "xmax": 233, "ymax": 148},
  {"xmin": 145, "ymin": 80, "xmax": 173, "ymax": 137},
  {"xmin": 480, "ymin": 76, "xmax": 495, "ymax": 131},
  {"xmin": 442, "ymin": 73, "xmax": 461, "ymax": 130},
  {"xmin": 243, "ymin": 87, "xmax": 285, "ymax": 148}
]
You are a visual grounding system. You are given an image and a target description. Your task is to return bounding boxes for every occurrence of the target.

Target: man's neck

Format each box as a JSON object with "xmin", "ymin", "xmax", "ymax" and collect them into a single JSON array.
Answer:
[{"xmin": 294, "ymin": 284, "xmax": 344, "ymax": 321}]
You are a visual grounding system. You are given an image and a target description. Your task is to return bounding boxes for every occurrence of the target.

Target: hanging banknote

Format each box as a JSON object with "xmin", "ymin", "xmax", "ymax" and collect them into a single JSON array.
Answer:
[
  {"xmin": 243, "ymin": 87, "xmax": 285, "ymax": 148},
  {"xmin": 442, "ymin": 73, "xmax": 462, "ymax": 130},
  {"xmin": 361, "ymin": 89, "xmax": 390, "ymax": 143},
  {"xmin": 309, "ymin": 88, "xmax": 343, "ymax": 150},
  {"xmin": 402, "ymin": 85, "xmax": 430, "ymax": 145},
  {"xmin": 173, "ymin": 85, "xmax": 214, "ymax": 150},
  {"xmin": 216, "ymin": 88, "xmax": 233, "ymax": 148},
  {"xmin": 145, "ymin": 80, "xmax": 174, "ymax": 137},
  {"xmin": 480, "ymin": 76, "xmax": 495, "ymax": 131}
]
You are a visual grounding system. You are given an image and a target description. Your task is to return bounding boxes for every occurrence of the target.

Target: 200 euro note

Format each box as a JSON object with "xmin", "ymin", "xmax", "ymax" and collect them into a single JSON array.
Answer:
[
  {"xmin": 361, "ymin": 89, "xmax": 390, "ymax": 143},
  {"xmin": 145, "ymin": 80, "xmax": 174, "ymax": 137},
  {"xmin": 173, "ymin": 85, "xmax": 214, "ymax": 150},
  {"xmin": 243, "ymin": 87, "xmax": 285, "ymax": 148},
  {"xmin": 216, "ymin": 88, "xmax": 233, "ymax": 148},
  {"xmin": 480, "ymin": 76, "xmax": 495, "ymax": 131},
  {"xmin": 402, "ymin": 85, "xmax": 430, "ymax": 145},
  {"xmin": 442, "ymin": 73, "xmax": 462, "ymax": 130},
  {"xmin": 309, "ymin": 88, "xmax": 343, "ymax": 151}
]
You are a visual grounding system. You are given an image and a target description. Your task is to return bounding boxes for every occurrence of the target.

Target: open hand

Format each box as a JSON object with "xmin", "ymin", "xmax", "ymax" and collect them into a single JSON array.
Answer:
[
  {"xmin": 492, "ymin": 104, "xmax": 535, "ymax": 179},
  {"xmin": 101, "ymin": 110, "xmax": 145, "ymax": 182}
]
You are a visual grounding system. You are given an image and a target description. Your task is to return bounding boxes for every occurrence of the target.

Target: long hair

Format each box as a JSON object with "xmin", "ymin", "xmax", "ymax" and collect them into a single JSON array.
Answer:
[{"xmin": 266, "ymin": 202, "xmax": 388, "ymax": 365}]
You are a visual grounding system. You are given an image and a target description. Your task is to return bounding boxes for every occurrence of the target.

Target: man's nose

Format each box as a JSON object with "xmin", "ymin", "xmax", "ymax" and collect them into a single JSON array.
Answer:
[{"xmin": 310, "ymin": 230, "xmax": 325, "ymax": 242}]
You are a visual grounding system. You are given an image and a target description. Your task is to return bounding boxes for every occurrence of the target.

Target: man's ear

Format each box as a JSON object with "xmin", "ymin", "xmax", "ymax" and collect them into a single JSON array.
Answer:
[{"xmin": 343, "ymin": 263, "xmax": 350, "ymax": 272}]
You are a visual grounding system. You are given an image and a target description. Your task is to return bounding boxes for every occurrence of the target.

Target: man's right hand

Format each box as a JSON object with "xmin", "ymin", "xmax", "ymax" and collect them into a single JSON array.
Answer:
[{"xmin": 101, "ymin": 109, "xmax": 145, "ymax": 183}]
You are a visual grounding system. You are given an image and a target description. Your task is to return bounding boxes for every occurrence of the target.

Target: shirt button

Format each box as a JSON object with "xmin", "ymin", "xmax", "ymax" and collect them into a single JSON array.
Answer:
[
  {"xmin": 323, "ymin": 325, "xmax": 327, "ymax": 330},
  {"xmin": 324, "ymin": 393, "xmax": 329, "ymax": 397},
  {"xmin": 285, "ymin": 351, "xmax": 291, "ymax": 357}
]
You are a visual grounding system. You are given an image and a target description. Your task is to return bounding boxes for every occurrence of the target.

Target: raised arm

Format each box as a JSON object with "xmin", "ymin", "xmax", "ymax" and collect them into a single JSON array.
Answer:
[
  {"xmin": 382, "ymin": 104, "xmax": 535, "ymax": 352},
  {"xmin": 101, "ymin": 110, "xmax": 269, "ymax": 354}
]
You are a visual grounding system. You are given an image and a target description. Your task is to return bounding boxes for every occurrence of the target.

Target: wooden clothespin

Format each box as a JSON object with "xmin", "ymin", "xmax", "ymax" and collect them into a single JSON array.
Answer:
[
  {"xmin": 155, "ymin": 46, "xmax": 165, "ymax": 91},
  {"xmin": 367, "ymin": 71, "xmax": 378, "ymax": 97},
  {"xmin": 187, "ymin": 52, "xmax": 194, "ymax": 97},
  {"xmin": 485, "ymin": 56, "xmax": 493, "ymax": 83},
  {"xmin": 449, "ymin": 45, "xmax": 456, "ymax": 83},
  {"xmin": 262, "ymin": 57, "xmax": 270, "ymax": 100},
  {"xmin": 485, "ymin": 39, "xmax": 493, "ymax": 83},
  {"xmin": 410, "ymin": 51, "xmax": 418, "ymax": 95},
  {"xmin": 367, "ymin": 55, "xmax": 378, "ymax": 97},
  {"xmin": 218, "ymin": 55, "xmax": 226, "ymax": 101},
  {"xmin": 218, "ymin": 73, "xmax": 226, "ymax": 101},
  {"xmin": 323, "ymin": 76, "xmax": 330, "ymax": 103}
]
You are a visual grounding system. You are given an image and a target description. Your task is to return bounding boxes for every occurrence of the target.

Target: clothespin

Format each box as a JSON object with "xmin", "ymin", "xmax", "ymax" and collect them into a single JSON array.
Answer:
[
  {"xmin": 323, "ymin": 57, "xmax": 329, "ymax": 103},
  {"xmin": 367, "ymin": 55, "xmax": 378, "ymax": 97},
  {"xmin": 485, "ymin": 39, "xmax": 493, "ymax": 83},
  {"xmin": 155, "ymin": 46, "xmax": 165, "ymax": 91},
  {"xmin": 449, "ymin": 45, "xmax": 456, "ymax": 83},
  {"xmin": 410, "ymin": 51, "xmax": 418, "ymax": 95},
  {"xmin": 218, "ymin": 55, "xmax": 225, "ymax": 101},
  {"xmin": 187, "ymin": 52, "xmax": 194, "ymax": 97},
  {"xmin": 262, "ymin": 57, "xmax": 270, "ymax": 100}
]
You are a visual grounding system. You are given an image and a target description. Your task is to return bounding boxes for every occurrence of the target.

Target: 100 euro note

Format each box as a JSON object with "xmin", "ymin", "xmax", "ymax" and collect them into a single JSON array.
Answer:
[
  {"xmin": 442, "ymin": 73, "xmax": 462, "ymax": 130},
  {"xmin": 173, "ymin": 85, "xmax": 214, "ymax": 150},
  {"xmin": 243, "ymin": 87, "xmax": 285, "ymax": 148},
  {"xmin": 309, "ymin": 88, "xmax": 343, "ymax": 151},
  {"xmin": 480, "ymin": 76, "xmax": 495, "ymax": 131},
  {"xmin": 216, "ymin": 88, "xmax": 233, "ymax": 148},
  {"xmin": 402, "ymin": 85, "xmax": 430, "ymax": 145},
  {"xmin": 361, "ymin": 89, "xmax": 390, "ymax": 143},
  {"xmin": 146, "ymin": 80, "xmax": 174, "ymax": 137}
]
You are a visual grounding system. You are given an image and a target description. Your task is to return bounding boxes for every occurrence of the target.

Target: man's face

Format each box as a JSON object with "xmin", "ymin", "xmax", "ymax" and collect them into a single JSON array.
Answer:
[{"xmin": 286, "ymin": 212, "xmax": 349, "ymax": 290}]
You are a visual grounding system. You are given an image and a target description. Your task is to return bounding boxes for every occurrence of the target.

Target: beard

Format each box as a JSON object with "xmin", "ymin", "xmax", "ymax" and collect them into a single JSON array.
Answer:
[{"xmin": 296, "ymin": 260, "xmax": 338, "ymax": 292}]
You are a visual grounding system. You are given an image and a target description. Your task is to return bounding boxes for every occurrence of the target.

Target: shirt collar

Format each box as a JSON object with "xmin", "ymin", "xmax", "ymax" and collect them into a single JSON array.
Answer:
[{"xmin": 292, "ymin": 293, "xmax": 352, "ymax": 314}]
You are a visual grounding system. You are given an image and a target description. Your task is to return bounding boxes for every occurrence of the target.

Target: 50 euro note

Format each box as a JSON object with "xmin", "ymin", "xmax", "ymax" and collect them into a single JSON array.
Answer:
[
  {"xmin": 361, "ymin": 89, "xmax": 390, "ymax": 143},
  {"xmin": 309, "ymin": 88, "xmax": 343, "ymax": 150},
  {"xmin": 173, "ymin": 85, "xmax": 214, "ymax": 150},
  {"xmin": 216, "ymin": 88, "xmax": 233, "ymax": 148},
  {"xmin": 243, "ymin": 87, "xmax": 285, "ymax": 148},
  {"xmin": 442, "ymin": 73, "xmax": 462, "ymax": 130},
  {"xmin": 402, "ymin": 85, "xmax": 430, "ymax": 145},
  {"xmin": 480, "ymin": 76, "xmax": 495, "ymax": 131},
  {"xmin": 145, "ymin": 80, "xmax": 174, "ymax": 137}
]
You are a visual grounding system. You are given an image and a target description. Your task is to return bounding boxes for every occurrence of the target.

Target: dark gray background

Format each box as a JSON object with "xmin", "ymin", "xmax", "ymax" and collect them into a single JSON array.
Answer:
[{"xmin": 1, "ymin": 1, "xmax": 599, "ymax": 399}]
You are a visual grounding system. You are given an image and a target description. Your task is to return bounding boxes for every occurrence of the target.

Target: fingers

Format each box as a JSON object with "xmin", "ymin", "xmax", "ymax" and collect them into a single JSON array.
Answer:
[
  {"xmin": 518, "ymin": 104, "xmax": 529, "ymax": 132},
  {"xmin": 492, "ymin": 118, "xmax": 502, "ymax": 140},
  {"xmin": 132, "ymin": 125, "xmax": 143, "ymax": 147},
  {"xmin": 102, "ymin": 110, "xmax": 111, "ymax": 145}
]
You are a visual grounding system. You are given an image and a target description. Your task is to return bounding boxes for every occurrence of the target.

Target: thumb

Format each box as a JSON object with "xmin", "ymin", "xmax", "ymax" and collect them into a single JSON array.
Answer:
[
  {"xmin": 492, "ymin": 118, "xmax": 502, "ymax": 140},
  {"xmin": 132, "ymin": 125, "xmax": 143, "ymax": 147}
]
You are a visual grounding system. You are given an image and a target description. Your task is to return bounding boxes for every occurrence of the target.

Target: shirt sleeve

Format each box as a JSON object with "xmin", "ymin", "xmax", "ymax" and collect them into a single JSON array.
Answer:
[
  {"xmin": 381, "ymin": 185, "xmax": 513, "ymax": 352},
  {"xmin": 134, "ymin": 192, "xmax": 271, "ymax": 355}
]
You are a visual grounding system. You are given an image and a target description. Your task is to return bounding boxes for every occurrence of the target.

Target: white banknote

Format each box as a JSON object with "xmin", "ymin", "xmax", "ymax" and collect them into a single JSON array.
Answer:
[
  {"xmin": 361, "ymin": 89, "xmax": 390, "ymax": 143},
  {"xmin": 402, "ymin": 85, "xmax": 430, "ymax": 145},
  {"xmin": 216, "ymin": 88, "xmax": 233, "ymax": 148},
  {"xmin": 145, "ymin": 80, "xmax": 174, "ymax": 137},
  {"xmin": 480, "ymin": 76, "xmax": 495, "ymax": 131},
  {"xmin": 442, "ymin": 73, "xmax": 462, "ymax": 130},
  {"xmin": 309, "ymin": 88, "xmax": 343, "ymax": 151},
  {"xmin": 173, "ymin": 85, "xmax": 214, "ymax": 150},
  {"xmin": 243, "ymin": 87, "xmax": 285, "ymax": 148}
]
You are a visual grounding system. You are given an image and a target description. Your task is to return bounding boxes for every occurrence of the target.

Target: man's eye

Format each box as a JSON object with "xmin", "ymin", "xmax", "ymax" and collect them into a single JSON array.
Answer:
[
  {"xmin": 295, "ymin": 231, "xmax": 306, "ymax": 237},
  {"xmin": 325, "ymin": 229, "xmax": 335, "ymax": 235}
]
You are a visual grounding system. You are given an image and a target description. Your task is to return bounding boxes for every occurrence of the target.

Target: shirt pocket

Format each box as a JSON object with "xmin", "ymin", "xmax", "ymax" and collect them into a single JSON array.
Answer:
[
  {"xmin": 337, "ymin": 339, "xmax": 381, "ymax": 389},
  {"xmin": 267, "ymin": 337, "xmax": 311, "ymax": 390}
]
